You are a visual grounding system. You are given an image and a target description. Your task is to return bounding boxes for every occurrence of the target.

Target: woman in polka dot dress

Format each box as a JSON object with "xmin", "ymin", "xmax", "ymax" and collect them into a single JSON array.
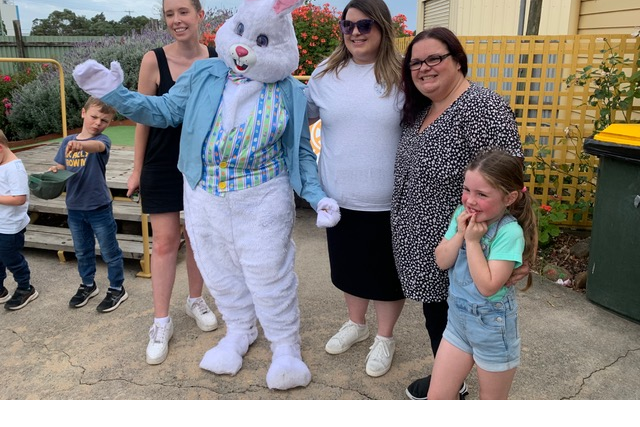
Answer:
[{"xmin": 391, "ymin": 27, "xmax": 528, "ymax": 399}]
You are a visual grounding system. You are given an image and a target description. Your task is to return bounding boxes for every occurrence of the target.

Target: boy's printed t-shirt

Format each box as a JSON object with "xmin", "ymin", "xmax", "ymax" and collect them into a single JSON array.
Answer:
[
  {"xmin": 0, "ymin": 159, "xmax": 30, "ymax": 234},
  {"xmin": 54, "ymin": 133, "xmax": 112, "ymax": 211}
]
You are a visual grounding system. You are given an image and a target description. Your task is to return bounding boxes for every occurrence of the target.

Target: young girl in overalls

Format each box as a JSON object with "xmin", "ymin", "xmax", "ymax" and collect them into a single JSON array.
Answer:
[{"xmin": 429, "ymin": 149, "xmax": 537, "ymax": 399}]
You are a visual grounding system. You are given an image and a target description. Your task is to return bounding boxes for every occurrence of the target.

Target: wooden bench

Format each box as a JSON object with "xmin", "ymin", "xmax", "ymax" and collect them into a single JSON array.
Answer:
[
  {"xmin": 26, "ymin": 194, "xmax": 158, "ymax": 278},
  {"xmin": 25, "ymin": 224, "xmax": 151, "ymax": 262},
  {"xmin": 28, "ymin": 194, "xmax": 147, "ymax": 222}
]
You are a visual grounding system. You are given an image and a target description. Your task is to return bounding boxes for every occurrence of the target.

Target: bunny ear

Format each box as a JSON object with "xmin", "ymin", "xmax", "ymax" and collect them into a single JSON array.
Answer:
[{"xmin": 272, "ymin": 0, "xmax": 304, "ymax": 15}]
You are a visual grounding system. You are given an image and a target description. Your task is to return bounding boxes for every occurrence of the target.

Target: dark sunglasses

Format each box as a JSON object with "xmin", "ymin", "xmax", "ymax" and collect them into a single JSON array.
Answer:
[
  {"xmin": 339, "ymin": 19, "xmax": 376, "ymax": 35},
  {"xmin": 408, "ymin": 53, "xmax": 452, "ymax": 70}
]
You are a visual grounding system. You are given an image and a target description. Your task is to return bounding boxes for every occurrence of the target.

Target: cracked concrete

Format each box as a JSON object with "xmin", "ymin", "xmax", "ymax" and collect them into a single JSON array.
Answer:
[{"xmin": 1, "ymin": 207, "xmax": 639, "ymax": 400}]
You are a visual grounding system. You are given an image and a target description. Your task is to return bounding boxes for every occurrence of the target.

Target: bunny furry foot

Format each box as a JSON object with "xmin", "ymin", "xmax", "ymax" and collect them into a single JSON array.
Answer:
[
  {"xmin": 266, "ymin": 344, "xmax": 311, "ymax": 390},
  {"xmin": 199, "ymin": 329, "xmax": 258, "ymax": 375}
]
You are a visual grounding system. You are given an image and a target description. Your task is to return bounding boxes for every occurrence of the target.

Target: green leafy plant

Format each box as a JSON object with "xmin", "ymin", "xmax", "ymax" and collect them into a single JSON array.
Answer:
[
  {"xmin": 292, "ymin": 2, "xmax": 341, "ymax": 76},
  {"xmin": 7, "ymin": 27, "xmax": 173, "ymax": 140},
  {"xmin": 536, "ymin": 198, "xmax": 569, "ymax": 245},
  {"xmin": 0, "ymin": 65, "xmax": 46, "ymax": 139},
  {"xmin": 524, "ymin": 126, "xmax": 595, "ymax": 232},
  {"xmin": 565, "ymin": 37, "xmax": 640, "ymax": 132}
]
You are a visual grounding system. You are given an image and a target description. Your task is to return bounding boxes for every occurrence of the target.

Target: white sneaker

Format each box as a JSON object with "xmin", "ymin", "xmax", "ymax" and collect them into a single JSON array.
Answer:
[
  {"xmin": 325, "ymin": 320, "xmax": 370, "ymax": 355},
  {"xmin": 365, "ymin": 336, "xmax": 396, "ymax": 377},
  {"xmin": 186, "ymin": 297, "xmax": 218, "ymax": 332},
  {"xmin": 146, "ymin": 319, "xmax": 174, "ymax": 365}
]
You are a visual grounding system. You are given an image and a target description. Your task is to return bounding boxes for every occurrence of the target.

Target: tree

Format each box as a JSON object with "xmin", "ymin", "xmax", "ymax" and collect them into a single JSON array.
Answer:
[
  {"xmin": 119, "ymin": 16, "xmax": 154, "ymax": 34},
  {"xmin": 31, "ymin": 9, "xmax": 84, "ymax": 35},
  {"xmin": 30, "ymin": 9, "xmax": 151, "ymax": 36},
  {"xmin": 525, "ymin": 0, "xmax": 543, "ymax": 35}
]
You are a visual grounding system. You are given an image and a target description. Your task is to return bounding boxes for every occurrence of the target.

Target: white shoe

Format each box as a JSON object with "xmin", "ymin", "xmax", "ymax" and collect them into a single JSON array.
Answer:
[
  {"xmin": 186, "ymin": 297, "xmax": 218, "ymax": 332},
  {"xmin": 146, "ymin": 319, "xmax": 174, "ymax": 365},
  {"xmin": 325, "ymin": 320, "xmax": 369, "ymax": 355},
  {"xmin": 365, "ymin": 336, "xmax": 396, "ymax": 377}
]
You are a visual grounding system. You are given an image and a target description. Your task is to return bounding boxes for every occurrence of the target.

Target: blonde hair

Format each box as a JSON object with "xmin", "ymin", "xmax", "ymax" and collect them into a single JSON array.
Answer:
[
  {"xmin": 83, "ymin": 96, "xmax": 117, "ymax": 117},
  {"xmin": 314, "ymin": 0, "xmax": 402, "ymax": 97}
]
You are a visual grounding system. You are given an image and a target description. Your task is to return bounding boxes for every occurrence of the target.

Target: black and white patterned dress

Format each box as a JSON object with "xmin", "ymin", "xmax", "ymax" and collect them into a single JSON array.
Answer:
[{"xmin": 391, "ymin": 83, "xmax": 523, "ymax": 303}]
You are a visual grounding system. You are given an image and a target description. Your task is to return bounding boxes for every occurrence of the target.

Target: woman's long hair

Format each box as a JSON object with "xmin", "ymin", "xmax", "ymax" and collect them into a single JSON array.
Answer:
[{"xmin": 314, "ymin": 0, "xmax": 402, "ymax": 97}]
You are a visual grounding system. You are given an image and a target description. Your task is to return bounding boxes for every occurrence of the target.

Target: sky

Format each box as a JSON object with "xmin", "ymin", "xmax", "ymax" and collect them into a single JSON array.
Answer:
[{"xmin": 15, "ymin": 0, "xmax": 418, "ymax": 34}]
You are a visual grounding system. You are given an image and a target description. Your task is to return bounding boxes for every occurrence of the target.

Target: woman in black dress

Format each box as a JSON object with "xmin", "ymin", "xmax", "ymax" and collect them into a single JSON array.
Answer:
[{"xmin": 127, "ymin": 0, "xmax": 218, "ymax": 366}]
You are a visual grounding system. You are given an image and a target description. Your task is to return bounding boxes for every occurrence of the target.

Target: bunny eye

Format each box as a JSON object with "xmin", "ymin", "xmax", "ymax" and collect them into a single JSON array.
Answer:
[
  {"xmin": 235, "ymin": 22, "xmax": 244, "ymax": 36},
  {"xmin": 256, "ymin": 34, "xmax": 269, "ymax": 47}
]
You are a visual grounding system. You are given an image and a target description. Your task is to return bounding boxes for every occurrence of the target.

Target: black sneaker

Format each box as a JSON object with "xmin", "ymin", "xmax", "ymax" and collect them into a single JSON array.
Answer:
[
  {"xmin": 0, "ymin": 286, "xmax": 9, "ymax": 304},
  {"xmin": 5, "ymin": 286, "xmax": 38, "ymax": 310},
  {"xmin": 69, "ymin": 282, "xmax": 99, "ymax": 308},
  {"xmin": 96, "ymin": 287, "xmax": 128, "ymax": 313},
  {"xmin": 405, "ymin": 375, "xmax": 469, "ymax": 400}
]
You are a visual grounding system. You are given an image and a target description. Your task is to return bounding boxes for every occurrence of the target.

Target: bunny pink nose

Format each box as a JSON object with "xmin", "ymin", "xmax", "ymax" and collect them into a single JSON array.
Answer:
[{"xmin": 235, "ymin": 46, "xmax": 249, "ymax": 57}]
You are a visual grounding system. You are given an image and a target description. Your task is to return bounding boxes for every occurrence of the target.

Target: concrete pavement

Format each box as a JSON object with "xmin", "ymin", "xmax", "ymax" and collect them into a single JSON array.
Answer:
[{"xmin": 1, "ymin": 207, "xmax": 639, "ymax": 400}]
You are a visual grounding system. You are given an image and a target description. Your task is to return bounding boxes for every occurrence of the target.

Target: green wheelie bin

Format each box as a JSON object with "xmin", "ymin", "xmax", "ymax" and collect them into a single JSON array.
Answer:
[{"xmin": 583, "ymin": 124, "xmax": 640, "ymax": 323}]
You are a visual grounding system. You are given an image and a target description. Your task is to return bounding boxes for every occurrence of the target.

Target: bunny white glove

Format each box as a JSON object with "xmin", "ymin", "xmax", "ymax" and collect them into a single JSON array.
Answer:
[
  {"xmin": 316, "ymin": 197, "xmax": 341, "ymax": 228},
  {"xmin": 72, "ymin": 60, "xmax": 124, "ymax": 99}
]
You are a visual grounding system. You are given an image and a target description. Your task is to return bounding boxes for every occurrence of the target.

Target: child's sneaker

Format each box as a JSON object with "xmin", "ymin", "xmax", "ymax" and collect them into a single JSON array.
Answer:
[
  {"xmin": 0, "ymin": 286, "xmax": 9, "ymax": 303},
  {"xmin": 69, "ymin": 282, "xmax": 99, "ymax": 308},
  {"xmin": 96, "ymin": 286, "xmax": 128, "ymax": 313},
  {"xmin": 5, "ymin": 286, "xmax": 38, "ymax": 310},
  {"xmin": 146, "ymin": 319, "xmax": 174, "ymax": 365},
  {"xmin": 185, "ymin": 297, "xmax": 218, "ymax": 331}
]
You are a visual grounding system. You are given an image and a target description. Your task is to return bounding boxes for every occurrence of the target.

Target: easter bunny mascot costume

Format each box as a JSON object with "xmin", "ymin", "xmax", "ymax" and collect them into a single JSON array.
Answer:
[{"xmin": 73, "ymin": 0, "xmax": 340, "ymax": 390}]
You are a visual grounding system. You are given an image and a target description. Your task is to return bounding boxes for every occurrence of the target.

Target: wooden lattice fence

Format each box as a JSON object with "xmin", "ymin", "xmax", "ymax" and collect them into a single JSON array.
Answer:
[{"xmin": 395, "ymin": 34, "xmax": 640, "ymax": 228}]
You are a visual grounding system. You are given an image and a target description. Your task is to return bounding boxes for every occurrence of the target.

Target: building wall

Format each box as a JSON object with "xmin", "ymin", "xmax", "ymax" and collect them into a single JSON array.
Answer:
[
  {"xmin": 0, "ymin": 1, "xmax": 18, "ymax": 36},
  {"xmin": 451, "ymin": 0, "xmax": 522, "ymax": 36},
  {"xmin": 578, "ymin": 0, "xmax": 640, "ymax": 35},
  {"xmin": 417, "ymin": 0, "xmax": 640, "ymax": 36}
]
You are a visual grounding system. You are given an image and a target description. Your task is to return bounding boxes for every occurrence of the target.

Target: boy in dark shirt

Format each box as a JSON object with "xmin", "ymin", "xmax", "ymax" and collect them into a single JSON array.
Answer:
[{"xmin": 50, "ymin": 97, "xmax": 127, "ymax": 313}]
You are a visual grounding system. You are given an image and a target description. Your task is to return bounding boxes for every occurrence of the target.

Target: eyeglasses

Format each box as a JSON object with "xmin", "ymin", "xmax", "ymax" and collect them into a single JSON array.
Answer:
[
  {"xmin": 339, "ymin": 19, "xmax": 376, "ymax": 35},
  {"xmin": 408, "ymin": 53, "xmax": 452, "ymax": 70}
]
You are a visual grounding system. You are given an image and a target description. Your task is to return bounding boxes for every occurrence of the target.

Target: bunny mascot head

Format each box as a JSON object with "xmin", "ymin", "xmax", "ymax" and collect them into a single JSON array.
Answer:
[
  {"xmin": 73, "ymin": 0, "xmax": 340, "ymax": 390},
  {"xmin": 215, "ymin": 0, "xmax": 301, "ymax": 83}
]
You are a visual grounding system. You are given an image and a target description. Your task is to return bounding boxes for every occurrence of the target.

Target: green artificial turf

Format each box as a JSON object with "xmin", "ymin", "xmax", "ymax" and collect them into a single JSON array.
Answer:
[
  {"xmin": 103, "ymin": 125, "xmax": 136, "ymax": 146},
  {"xmin": 45, "ymin": 124, "xmax": 136, "ymax": 147}
]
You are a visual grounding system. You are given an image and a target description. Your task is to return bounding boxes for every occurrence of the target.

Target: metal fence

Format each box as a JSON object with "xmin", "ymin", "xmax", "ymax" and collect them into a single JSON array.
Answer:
[{"xmin": 0, "ymin": 35, "xmax": 101, "ymax": 74}]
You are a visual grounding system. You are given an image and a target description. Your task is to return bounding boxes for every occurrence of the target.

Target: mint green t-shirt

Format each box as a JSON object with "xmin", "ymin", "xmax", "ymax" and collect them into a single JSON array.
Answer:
[{"xmin": 444, "ymin": 205, "xmax": 524, "ymax": 301}]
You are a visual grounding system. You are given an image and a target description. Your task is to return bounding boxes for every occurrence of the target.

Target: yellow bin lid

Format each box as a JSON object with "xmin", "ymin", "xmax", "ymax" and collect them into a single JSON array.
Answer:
[{"xmin": 594, "ymin": 124, "xmax": 640, "ymax": 146}]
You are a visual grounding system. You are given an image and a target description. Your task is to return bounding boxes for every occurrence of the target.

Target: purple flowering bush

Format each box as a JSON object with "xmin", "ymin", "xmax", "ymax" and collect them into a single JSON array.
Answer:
[{"xmin": 8, "ymin": 28, "xmax": 172, "ymax": 140}]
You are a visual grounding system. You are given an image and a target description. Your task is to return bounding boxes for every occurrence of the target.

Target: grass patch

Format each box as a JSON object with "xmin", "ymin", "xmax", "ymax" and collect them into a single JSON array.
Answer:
[{"xmin": 47, "ymin": 125, "xmax": 135, "ymax": 147}]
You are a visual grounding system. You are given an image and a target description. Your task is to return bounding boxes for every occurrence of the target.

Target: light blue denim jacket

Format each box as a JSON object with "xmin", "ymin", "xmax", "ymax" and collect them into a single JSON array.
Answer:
[{"xmin": 102, "ymin": 58, "xmax": 326, "ymax": 210}]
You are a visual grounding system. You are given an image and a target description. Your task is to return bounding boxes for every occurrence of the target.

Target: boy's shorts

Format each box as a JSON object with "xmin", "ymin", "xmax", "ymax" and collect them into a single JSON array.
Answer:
[{"xmin": 443, "ymin": 294, "xmax": 521, "ymax": 372}]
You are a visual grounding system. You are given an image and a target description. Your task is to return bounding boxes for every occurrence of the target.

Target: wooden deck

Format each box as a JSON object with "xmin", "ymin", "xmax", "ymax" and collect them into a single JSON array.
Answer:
[
  {"xmin": 19, "ymin": 143, "xmax": 136, "ymax": 190},
  {"xmin": 18, "ymin": 143, "xmax": 156, "ymax": 278}
]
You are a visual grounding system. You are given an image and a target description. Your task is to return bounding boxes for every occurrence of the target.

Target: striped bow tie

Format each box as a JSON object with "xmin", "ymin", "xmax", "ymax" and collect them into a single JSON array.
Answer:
[{"xmin": 228, "ymin": 71, "xmax": 252, "ymax": 84}]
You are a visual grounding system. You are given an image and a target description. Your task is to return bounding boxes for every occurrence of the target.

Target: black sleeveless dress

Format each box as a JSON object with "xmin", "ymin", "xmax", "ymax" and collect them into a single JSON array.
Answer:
[{"xmin": 140, "ymin": 46, "xmax": 217, "ymax": 214}]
